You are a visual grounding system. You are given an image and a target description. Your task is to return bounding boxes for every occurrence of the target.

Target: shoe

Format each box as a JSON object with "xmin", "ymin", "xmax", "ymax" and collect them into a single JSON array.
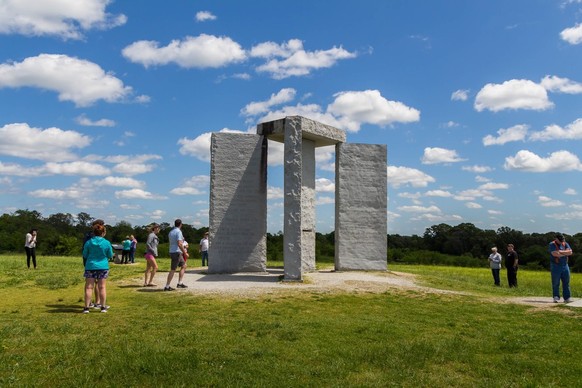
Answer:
[
  {"xmin": 564, "ymin": 298, "xmax": 572, "ymax": 303},
  {"xmin": 100, "ymin": 307, "xmax": 108, "ymax": 313},
  {"xmin": 88, "ymin": 302, "xmax": 95, "ymax": 308},
  {"xmin": 164, "ymin": 286, "xmax": 175, "ymax": 291},
  {"xmin": 82, "ymin": 308, "xmax": 90, "ymax": 314},
  {"xmin": 93, "ymin": 304, "xmax": 102, "ymax": 309},
  {"xmin": 146, "ymin": 283, "xmax": 157, "ymax": 287},
  {"xmin": 177, "ymin": 283, "xmax": 188, "ymax": 288},
  {"xmin": 553, "ymin": 297, "xmax": 560, "ymax": 303}
]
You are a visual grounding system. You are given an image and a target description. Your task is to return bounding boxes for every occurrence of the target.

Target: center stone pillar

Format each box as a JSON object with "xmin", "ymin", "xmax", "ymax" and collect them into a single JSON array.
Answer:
[
  {"xmin": 282, "ymin": 119, "xmax": 311, "ymax": 281},
  {"xmin": 258, "ymin": 116, "xmax": 346, "ymax": 281}
]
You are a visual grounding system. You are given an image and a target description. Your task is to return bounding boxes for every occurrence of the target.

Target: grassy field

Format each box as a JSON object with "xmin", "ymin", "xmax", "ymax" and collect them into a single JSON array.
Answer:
[{"xmin": 1, "ymin": 255, "xmax": 581, "ymax": 387}]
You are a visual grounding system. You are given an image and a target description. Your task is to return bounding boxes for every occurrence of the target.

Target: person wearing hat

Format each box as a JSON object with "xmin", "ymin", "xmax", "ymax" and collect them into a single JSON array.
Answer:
[
  {"xmin": 199, "ymin": 231, "xmax": 209, "ymax": 267},
  {"xmin": 549, "ymin": 233, "xmax": 573, "ymax": 303}
]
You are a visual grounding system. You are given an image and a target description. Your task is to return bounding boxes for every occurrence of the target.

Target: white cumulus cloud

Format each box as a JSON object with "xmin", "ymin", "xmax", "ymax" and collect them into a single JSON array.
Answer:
[
  {"xmin": 421, "ymin": 147, "xmax": 464, "ymax": 164},
  {"xmin": 538, "ymin": 195, "xmax": 565, "ymax": 207},
  {"xmin": 95, "ymin": 176, "xmax": 145, "ymax": 188},
  {"xmin": 44, "ymin": 161, "xmax": 109, "ymax": 176},
  {"xmin": 0, "ymin": 54, "xmax": 134, "ymax": 106},
  {"xmin": 560, "ymin": 23, "xmax": 582, "ymax": 44},
  {"xmin": 195, "ymin": 11, "xmax": 216, "ymax": 22},
  {"xmin": 504, "ymin": 150, "xmax": 582, "ymax": 172},
  {"xmin": 529, "ymin": 118, "xmax": 582, "ymax": 141},
  {"xmin": 0, "ymin": 122, "xmax": 91, "ymax": 162},
  {"xmin": 122, "ymin": 34, "xmax": 246, "ymax": 68},
  {"xmin": 474, "ymin": 79, "xmax": 553, "ymax": 112},
  {"xmin": 112, "ymin": 162, "xmax": 155, "ymax": 176},
  {"xmin": 462, "ymin": 165, "xmax": 493, "ymax": 173},
  {"xmin": 483, "ymin": 124, "xmax": 528, "ymax": 146},
  {"xmin": 315, "ymin": 178, "xmax": 335, "ymax": 192},
  {"xmin": 387, "ymin": 165, "xmax": 435, "ymax": 188},
  {"xmin": 451, "ymin": 89, "xmax": 469, "ymax": 101},
  {"xmin": 241, "ymin": 88, "xmax": 296, "ymax": 116},
  {"xmin": 115, "ymin": 189, "xmax": 167, "ymax": 200},
  {"xmin": 327, "ymin": 90, "xmax": 420, "ymax": 131},
  {"xmin": 541, "ymin": 75, "xmax": 582, "ymax": 94},
  {"xmin": 76, "ymin": 114, "xmax": 115, "ymax": 127},
  {"xmin": 478, "ymin": 182, "xmax": 509, "ymax": 190},
  {"xmin": 398, "ymin": 205, "xmax": 442, "ymax": 213},
  {"xmin": 251, "ymin": 39, "xmax": 357, "ymax": 79},
  {"xmin": 0, "ymin": 0, "xmax": 126, "ymax": 39},
  {"xmin": 425, "ymin": 190, "xmax": 453, "ymax": 197}
]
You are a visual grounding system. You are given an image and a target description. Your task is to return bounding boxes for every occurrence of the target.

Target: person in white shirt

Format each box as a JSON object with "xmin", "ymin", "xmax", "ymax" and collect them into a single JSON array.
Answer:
[
  {"xmin": 199, "ymin": 232, "xmax": 209, "ymax": 266},
  {"xmin": 25, "ymin": 228, "xmax": 38, "ymax": 269},
  {"xmin": 487, "ymin": 246, "xmax": 502, "ymax": 286}
]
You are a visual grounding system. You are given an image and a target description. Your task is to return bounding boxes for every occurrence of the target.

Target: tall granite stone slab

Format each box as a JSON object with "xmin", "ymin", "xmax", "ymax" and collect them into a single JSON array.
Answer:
[
  {"xmin": 209, "ymin": 133, "xmax": 267, "ymax": 273},
  {"xmin": 282, "ymin": 118, "xmax": 303, "ymax": 281},
  {"xmin": 335, "ymin": 143, "xmax": 387, "ymax": 271},
  {"xmin": 301, "ymin": 139, "xmax": 316, "ymax": 273}
]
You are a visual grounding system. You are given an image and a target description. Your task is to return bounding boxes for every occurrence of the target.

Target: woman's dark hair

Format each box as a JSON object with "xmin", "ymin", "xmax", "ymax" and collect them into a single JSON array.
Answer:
[{"xmin": 93, "ymin": 224, "xmax": 106, "ymax": 237}]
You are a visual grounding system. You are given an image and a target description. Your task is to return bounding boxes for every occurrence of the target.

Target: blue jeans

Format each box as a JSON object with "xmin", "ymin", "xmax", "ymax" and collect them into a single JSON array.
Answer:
[
  {"xmin": 551, "ymin": 262, "xmax": 571, "ymax": 300},
  {"xmin": 491, "ymin": 269, "xmax": 500, "ymax": 286},
  {"xmin": 201, "ymin": 250, "xmax": 208, "ymax": 266}
]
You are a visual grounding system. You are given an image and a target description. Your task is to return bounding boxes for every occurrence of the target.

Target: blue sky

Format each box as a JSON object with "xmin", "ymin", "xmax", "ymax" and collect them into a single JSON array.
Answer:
[{"xmin": 1, "ymin": 0, "xmax": 582, "ymax": 236}]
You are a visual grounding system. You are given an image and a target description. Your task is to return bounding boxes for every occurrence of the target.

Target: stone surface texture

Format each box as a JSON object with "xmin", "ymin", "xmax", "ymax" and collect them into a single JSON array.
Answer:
[
  {"xmin": 282, "ymin": 118, "xmax": 304, "ymax": 281},
  {"xmin": 301, "ymin": 139, "xmax": 316, "ymax": 273},
  {"xmin": 257, "ymin": 115, "xmax": 346, "ymax": 146},
  {"xmin": 335, "ymin": 143, "xmax": 387, "ymax": 271},
  {"xmin": 209, "ymin": 133, "xmax": 267, "ymax": 273}
]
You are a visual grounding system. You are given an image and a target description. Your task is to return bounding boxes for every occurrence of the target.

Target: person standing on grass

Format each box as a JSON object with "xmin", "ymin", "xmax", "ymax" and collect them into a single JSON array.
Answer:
[
  {"xmin": 144, "ymin": 224, "xmax": 160, "ymax": 287},
  {"xmin": 506, "ymin": 244, "xmax": 519, "ymax": 288},
  {"xmin": 488, "ymin": 247, "xmax": 502, "ymax": 286},
  {"xmin": 164, "ymin": 219, "xmax": 188, "ymax": 291},
  {"xmin": 129, "ymin": 235, "xmax": 137, "ymax": 264},
  {"xmin": 199, "ymin": 231, "xmax": 209, "ymax": 267},
  {"xmin": 82, "ymin": 223, "xmax": 113, "ymax": 313},
  {"xmin": 24, "ymin": 228, "xmax": 38, "ymax": 269},
  {"xmin": 121, "ymin": 236, "xmax": 131, "ymax": 264},
  {"xmin": 83, "ymin": 219, "xmax": 105, "ymax": 308},
  {"xmin": 549, "ymin": 233, "xmax": 573, "ymax": 303}
]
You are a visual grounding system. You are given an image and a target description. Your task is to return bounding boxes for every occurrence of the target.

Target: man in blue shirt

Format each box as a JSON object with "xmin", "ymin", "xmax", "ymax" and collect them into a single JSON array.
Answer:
[
  {"xmin": 549, "ymin": 233, "xmax": 573, "ymax": 303},
  {"xmin": 164, "ymin": 219, "xmax": 189, "ymax": 291}
]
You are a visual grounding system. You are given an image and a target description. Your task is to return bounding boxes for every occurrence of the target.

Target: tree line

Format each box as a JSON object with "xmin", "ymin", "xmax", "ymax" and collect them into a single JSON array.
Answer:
[
  {"xmin": 0, "ymin": 210, "xmax": 578, "ymax": 272},
  {"xmin": 388, "ymin": 223, "xmax": 582, "ymax": 272}
]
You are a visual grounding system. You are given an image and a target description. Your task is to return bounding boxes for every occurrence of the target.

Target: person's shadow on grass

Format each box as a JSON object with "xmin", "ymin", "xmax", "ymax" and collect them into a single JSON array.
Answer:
[{"xmin": 45, "ymin": 304, "xmax": 83, "ymax": 313}]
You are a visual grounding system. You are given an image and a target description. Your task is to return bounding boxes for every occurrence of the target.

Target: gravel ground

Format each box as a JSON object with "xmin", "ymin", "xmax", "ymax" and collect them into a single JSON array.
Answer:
[{"xmin": 135, "ymin": 266, "xmax": 580, "ymax": 308}]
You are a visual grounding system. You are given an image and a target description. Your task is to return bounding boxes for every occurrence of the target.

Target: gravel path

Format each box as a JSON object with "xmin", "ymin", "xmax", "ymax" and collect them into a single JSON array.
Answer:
[{"xmin": 136, "ymin": 266, "xmax": 580, "ymax": 308}]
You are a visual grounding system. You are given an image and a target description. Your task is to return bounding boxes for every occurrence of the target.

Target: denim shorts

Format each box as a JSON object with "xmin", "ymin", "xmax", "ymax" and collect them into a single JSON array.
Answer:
[{"xmin": 84, "ymin": 269, "xmax": 109, "ymax": 279}]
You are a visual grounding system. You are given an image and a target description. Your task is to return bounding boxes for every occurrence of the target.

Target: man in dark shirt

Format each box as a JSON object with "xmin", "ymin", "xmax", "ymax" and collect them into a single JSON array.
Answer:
[{"xmin": 506, "ymin": 244, "xmax": 518, "ymax": 288}]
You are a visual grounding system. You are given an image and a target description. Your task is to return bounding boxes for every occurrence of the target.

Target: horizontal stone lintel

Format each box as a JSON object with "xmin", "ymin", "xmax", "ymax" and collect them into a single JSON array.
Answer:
[{"xmin": 257, "ymin": 115, "xmax": 346, "ymax": 147}]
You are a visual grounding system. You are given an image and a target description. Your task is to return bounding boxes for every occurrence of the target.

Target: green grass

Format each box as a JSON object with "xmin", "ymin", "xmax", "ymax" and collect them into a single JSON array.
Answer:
[
  {"xmin": 389, "ymin": 263, "xmax": 582, "ymax": 298},
  {"xmin": 1, "ymin": 255, "xmax": 582, "ymax": 387}
]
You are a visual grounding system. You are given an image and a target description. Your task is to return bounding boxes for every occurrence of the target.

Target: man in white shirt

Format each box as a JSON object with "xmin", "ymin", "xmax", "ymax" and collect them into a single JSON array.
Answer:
[{"xmin": 199, "ymin": 232, "xmax": 209, "ymax": 266}]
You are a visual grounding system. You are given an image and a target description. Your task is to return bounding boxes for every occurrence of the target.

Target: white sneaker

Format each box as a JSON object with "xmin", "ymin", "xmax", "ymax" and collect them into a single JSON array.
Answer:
[
  {"xmin": 553, "ymin": 297, "xmax": 560, "ymax": 303},
  {"xmin": 564, "ymin": 298, "xmax": 572, "ymax": 303}
]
